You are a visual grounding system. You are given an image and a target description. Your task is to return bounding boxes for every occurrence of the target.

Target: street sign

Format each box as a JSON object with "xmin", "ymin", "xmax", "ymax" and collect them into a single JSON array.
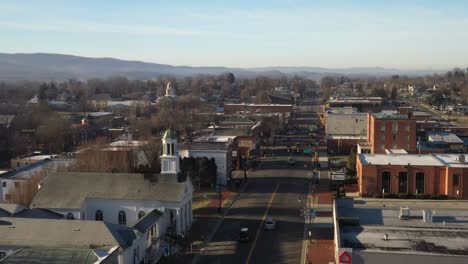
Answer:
[
  {"xmin": 331, "ymin": 172, "xmax": 346, "ymax": 181},
  {"xmin": 338, "ymin": 248, "xmax": 352, "ymax": 264}
]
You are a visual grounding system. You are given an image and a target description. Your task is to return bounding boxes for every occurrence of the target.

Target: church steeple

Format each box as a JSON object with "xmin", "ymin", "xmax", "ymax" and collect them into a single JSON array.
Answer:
[{"xmin": 161, "ymin": 129, "xmax": 180, "ymax": 174}]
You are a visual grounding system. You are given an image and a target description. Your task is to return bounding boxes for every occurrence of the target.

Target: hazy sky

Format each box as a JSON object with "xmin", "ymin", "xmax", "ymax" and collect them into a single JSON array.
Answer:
[{"xmin": 1, "ymin": 0, "xmax": 468, "ymax": 69}]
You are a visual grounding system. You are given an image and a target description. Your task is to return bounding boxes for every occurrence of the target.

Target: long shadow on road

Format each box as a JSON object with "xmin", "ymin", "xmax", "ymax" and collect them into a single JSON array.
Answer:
[{"xmin": 197, "ymin": 180, "xmax": 308, "ymax": 264}]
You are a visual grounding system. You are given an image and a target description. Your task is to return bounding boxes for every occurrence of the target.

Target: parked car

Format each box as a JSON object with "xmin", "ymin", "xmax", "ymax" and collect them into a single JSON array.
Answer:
[
  {"xmin": 239, "ymin": 227, "xmax": 250, "ymax": 242},
  {"xmin": 264, "ymin": 217, "xmax": 276, "ymax": 230},
  {"xmin": 288, "ymin": 158, "xmax": 296, "ymax": 166}
]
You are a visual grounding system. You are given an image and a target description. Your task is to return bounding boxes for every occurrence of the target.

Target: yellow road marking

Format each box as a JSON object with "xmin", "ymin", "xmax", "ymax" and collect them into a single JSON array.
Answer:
[{"xmin": 246, "ymin": 183, "xmax": 279, "ymax": 264}]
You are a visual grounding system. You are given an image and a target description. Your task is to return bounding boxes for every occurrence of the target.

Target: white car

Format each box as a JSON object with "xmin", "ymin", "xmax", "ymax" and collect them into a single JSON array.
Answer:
[{"xmin": 264, "ymin": 217, "xmax": 276, "ymax": 230}]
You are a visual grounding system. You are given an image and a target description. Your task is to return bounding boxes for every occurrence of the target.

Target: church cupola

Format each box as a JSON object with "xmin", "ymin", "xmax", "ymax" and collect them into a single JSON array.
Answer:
[{"xmin": 161, "ymin": 129, "xmax": 180, "ymax": 174}]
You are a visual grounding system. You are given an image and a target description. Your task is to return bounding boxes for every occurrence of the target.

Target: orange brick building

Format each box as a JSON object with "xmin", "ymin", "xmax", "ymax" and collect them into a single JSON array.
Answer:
[
  {"xmin": 357, "ymin": 153, "xmax": 468, "ymax": 199},
  {"xmin": 366, "ymin": 113, "xmax": 417, "ymax": 153}
]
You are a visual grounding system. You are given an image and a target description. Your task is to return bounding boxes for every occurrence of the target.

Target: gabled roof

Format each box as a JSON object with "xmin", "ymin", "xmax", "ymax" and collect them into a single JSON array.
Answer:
[
  {"xmin": 0, "ymin": 248, "xmax": 98, "ymax": 264},
  {"xmin": 89, "ymin": 94, "xmax": 110, "ymax": 101},
  {"xmin": 0, "ymin": 204, "xmax": 26, "ymax": 215},
  {"xmin": 31, "ymin": 172, "xmax": 189, "ymax": 209},
  {"xmin": 132, "ymin": 209, "xmax": 163, "ymax": 233},
  {"xmin": 13, "ymin": 208, "xmax": 64, "ymax": 219},
  {"xmin": 268, "ymin": 95, "xmax": 293, "ymax": 104},
  {"xmin": 0, "ymin": 217, "xmax": 135, "ymax": 250}
]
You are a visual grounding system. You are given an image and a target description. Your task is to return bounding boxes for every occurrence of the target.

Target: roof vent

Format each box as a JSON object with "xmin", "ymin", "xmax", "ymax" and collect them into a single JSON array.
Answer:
[
  {"xmin": 8, "ymin": 225, "xmax": 15, "ymax": 229},
  {"xmin": 399, "ymin": 207, "xmax": 410, "ymax": 220},
  {"xmin": 423, "ymin": 209, "xmax": 432, "ymax": 223},
  {"xmin": 73, "ymin": 228, "xmax": 80, "ymax": 231}
]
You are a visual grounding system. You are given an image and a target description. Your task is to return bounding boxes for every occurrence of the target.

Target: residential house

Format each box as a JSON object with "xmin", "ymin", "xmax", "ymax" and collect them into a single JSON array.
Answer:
[{"xmin": 88, "ymin": 94, "xmax": 111, "ymax": 110}]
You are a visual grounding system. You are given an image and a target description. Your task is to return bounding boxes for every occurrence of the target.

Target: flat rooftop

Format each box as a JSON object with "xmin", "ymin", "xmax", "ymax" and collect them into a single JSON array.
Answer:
[
  {"xmin": 359, "ymin": 154, "xmax": 444, "ymax": 166},
  {"xmin": 337, "ymin": 198, "xmax": 468, "ymax": 255},
  {"xmin": 193, "ymin": 135, "xmax": 237, "ymax": 143},
  {"xmin": 359, "ymin": 153, "xmax": 468, "ymax": 168}
]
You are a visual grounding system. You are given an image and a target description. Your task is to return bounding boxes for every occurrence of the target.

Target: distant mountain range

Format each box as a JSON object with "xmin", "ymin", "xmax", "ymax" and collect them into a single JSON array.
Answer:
[{"xmin": 0, "ymin": 53, "xmax": 447, "ymax": 82}]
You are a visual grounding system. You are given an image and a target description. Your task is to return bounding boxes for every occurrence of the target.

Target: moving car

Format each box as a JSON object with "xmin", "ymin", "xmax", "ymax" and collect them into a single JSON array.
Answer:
[
  {"xmin": 239, "ymin": 227, "xmax": 250, "ymax": 242},
  {"xmin": 288, "ymin": 158, "xmax": 296, "ymax": 166},
  {"xmin": 264, "ymin": 217, "xmax": 276, "ymax": 230}
]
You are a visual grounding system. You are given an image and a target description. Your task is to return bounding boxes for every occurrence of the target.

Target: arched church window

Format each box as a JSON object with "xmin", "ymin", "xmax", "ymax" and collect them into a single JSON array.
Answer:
[
  {"xmin": 138, "ymin": 211, "xmax": 146, "ymax": 219},
  {"xmin": 95, "ymin": 210, "xmax": 103, "ymax": 221},
  {"xmin": 118, "ymin": 210, "xmax": 126, "ymax": 225}
]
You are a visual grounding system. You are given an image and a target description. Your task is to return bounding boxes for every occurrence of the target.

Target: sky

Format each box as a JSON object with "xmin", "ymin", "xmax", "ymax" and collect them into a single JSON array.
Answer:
[{"xmin": 1, "ymin": 0, "xmax": 468, "ymax": 69}]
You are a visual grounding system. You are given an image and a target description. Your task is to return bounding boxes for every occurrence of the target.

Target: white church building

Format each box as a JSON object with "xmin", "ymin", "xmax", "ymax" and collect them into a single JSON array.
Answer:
[{"xmin": 31, "ymin": 129, "xmax": 193, "ymax": 235}]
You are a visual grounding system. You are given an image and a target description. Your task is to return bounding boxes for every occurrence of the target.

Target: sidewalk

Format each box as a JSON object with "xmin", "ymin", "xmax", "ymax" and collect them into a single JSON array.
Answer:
[
  {"xmin": 161, "ymin": 186, "xmax": 239, "ymax": 263},
  {"xmin": 306, "ymin": 178, "xmax": 335, "ymax": 264}
]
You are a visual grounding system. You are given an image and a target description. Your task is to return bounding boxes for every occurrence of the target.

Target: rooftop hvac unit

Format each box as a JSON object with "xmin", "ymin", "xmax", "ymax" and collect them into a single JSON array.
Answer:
[
  {"xmin": 399, "ymin": 207, "xmax": 410, "ymax": 220},
  {"xmin": 422, "ymin": 209, "xmax": 432, "ymax": 223}
]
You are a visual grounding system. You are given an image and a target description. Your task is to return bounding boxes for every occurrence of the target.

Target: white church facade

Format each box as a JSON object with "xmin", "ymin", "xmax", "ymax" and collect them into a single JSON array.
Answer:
[{"xmin": 31, "ymin": 129, "xmax": 194, "ymax": 238}]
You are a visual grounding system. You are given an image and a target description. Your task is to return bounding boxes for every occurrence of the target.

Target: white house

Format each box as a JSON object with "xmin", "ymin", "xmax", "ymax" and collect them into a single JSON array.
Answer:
[
  {"xmin": 180, "ymin": 134, "xmax": 238, "ymax": 185},
  {"xmin": 0, "ymin": 217, "xmax": 146, "ymax": 263},
  {"xmin": 0, "ymin": 158, "xmax": 74, "ymax": 203}
]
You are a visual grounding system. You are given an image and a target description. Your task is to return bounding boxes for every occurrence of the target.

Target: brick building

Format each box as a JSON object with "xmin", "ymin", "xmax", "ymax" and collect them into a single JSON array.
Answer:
[
  {"xmin": 223, "ymin": 103, "xmax": 292, "ymax": 114},
  {"xmin": 366, "ymin": 112, "xmax": 417, "ymax": 153},
  {"xmin": 327, "ymin": 97, "xmax": 383, "ymax": 112},
  {"xmin": 357, "ymin": 153, "xmax": 468, "ymax": 199}
]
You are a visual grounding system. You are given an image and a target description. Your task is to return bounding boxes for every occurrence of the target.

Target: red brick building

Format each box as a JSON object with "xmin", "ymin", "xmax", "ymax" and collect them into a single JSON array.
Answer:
[
  {"xmin": 366, "ymin": 112, "xmax": 417, "ymax": 153},
  {"xmin": 357, "ymin": 153, "xmax": 468, "ymax": 199}
]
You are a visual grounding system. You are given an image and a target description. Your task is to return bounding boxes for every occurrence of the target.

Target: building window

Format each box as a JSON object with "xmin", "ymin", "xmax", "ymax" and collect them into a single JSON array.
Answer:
[
  {"xmin": 171, "ymin": 144, "xmax": 175, "ymax": 156},
  {"xmin": 95, "ymin": 210, "xmax": 103, "ymax": 221},
  {"xmin": 14, "ymin": 182, "xmax": 19, "ymax": 188},
  {"xmin": 5, "ymin": 194, "xmax": 11, "ymax": 200},
  {"xmin": 381, "ymin": 135, "xmax": 385, "ymax": 141},
  {"xmin": 138, "ymin": 211, "xmax": 146, "ymax": 219},
  {"xmin": 16, "ymin": 162, "xmax": 20, "ymax": 167},
  {"xmin": 380, "ymin": 144, "xmax": 385, "ymax": 150},
  {"xmin": 66, "ymin": 213, "xmax": 74, "ymax": 220},
  {"xmin": 392, "ymin": 134, "xmax": 397, "ymax": 142},
  {"xmin": 118, "ymin": 210, "xmax": 127, "ymax": 225},
  {"xmin": 381, "ymin": 125, "xmax": 386, "ymax": 131},
  {"xmin": 415, "ymin": 172, "xmax": 424, "ymax": 194},
  {"xmin": 405, "ymin": 125, "xmax": 410, "ymax": 132},
  {"xmin": 406, "ymin": 135, "xmax": 410, "ymax": 142},
  {"xmin": 166, "ymin": 143, "xmax": 170, "ymax": 155},
  {"xmin": 2, "ymin": 182, "xmax": 5, "ymax": 188},
  {"xmin": 398, "ymin": 172, "xmax": 408, "ymax": 193},
  {"xmin": 392, "ymin": 122, "xmax": 398, "ymax": 133},
  {"xmin": 382, "ymin": 171, "xmax": 391, "ymax": 193},
  {"xmin": 453, "ymin": 174, "xmax": 460, "ymax": 186}
]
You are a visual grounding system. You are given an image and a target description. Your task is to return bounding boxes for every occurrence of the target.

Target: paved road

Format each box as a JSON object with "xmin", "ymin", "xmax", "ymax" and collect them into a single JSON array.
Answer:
[
  {"xmin": 197, "ymin": 94, "xmax": 320, "ymax": 264},
  {"xmin": 198, "ymin": 162, "xmax": 310, "ymax": 264}
]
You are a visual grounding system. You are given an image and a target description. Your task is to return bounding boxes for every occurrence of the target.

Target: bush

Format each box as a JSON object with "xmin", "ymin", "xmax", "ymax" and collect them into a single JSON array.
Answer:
[
  {"xmin": 415, "ymin": 194, "xmax": 425, "ymax": 200},
  {"xmin": 372, "ymin": 192, "xmax": 382, "ymax": 198},
  {"xmin": 344, "ymin": 178, "xmax": 358, "ymax": 184},
  {"xmin": 398, "ymin": 193, "xmax": 408, "ymax": 199},
  {"xmin": 436, "ymin": 194, "xmax": 448, "ymax": 200}
]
